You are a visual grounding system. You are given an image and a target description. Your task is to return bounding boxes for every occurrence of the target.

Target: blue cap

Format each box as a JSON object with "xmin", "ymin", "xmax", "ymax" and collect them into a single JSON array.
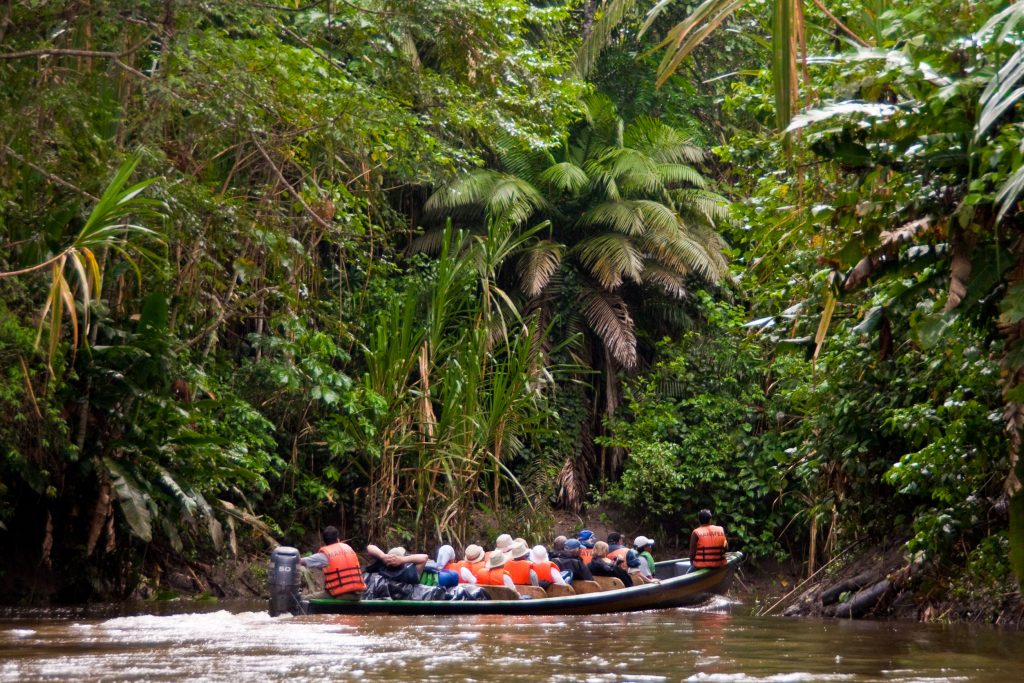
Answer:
[
  {"xmin": 578, "ymin": 530, "xmax": 594, "ymax": 541},
  {"xmin": 565, "ymin": 539, "xmax": 582, "ymax": 550}
]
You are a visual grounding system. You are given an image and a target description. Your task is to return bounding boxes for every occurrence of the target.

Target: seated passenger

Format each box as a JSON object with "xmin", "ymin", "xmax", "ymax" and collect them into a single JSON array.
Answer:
[
  {"xmin": 528, "ymin": 545, "xmax": 566, "ymax": 588},
  {"xmin": 365, "ymin": 544, "xmax": 428, "ymax": 585},
  {"xmin": 587, "ymin": 541, "xmax": 633, "ymax": 587},
  {"xmin": 474, "ymin": 547, "xmax": 515, "ymax": 589},
  {"xmin": 554, "ymin": 539, "xmax": 593, "ymax": 583},
  {"xmin": 633, "ymin": 535, "xmax": 657, "ymax": 579},
  {"xmin": 427, "ymin": 545, "xmax": 460, "ymax": 587},
  {"xmin": 549, "ymin": 535, "xmax": 567, "ymax": 559},
  {"xmin": 578, "ymin": 529, "xmax": 595, "ymax": 564},
  {"xmin": 504, "ymin": 540, "xmax": 538, "ymax": 586},
  {"xmin": 606, "ymin": 532, "xmax": 642, "ymax": 571},
  {"xmin": 454, "ymin": 544, "xmax": 485, "ymax": 584},
  {"xmin": 485, "ymin": 533, "xmax": 513, "ymax": 563}
]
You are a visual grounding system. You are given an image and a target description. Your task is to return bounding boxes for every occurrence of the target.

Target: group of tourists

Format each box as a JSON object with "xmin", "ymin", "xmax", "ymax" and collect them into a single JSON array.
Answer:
[{"xmin": 299, "ymin": 509, "xmax": 728, "ymax": 600}]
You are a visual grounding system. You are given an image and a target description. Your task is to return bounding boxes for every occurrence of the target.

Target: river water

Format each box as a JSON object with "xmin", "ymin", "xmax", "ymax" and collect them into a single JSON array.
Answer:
[{"xmin": 2, "ymin": 597, "xmax": 1022, "ymax": 682}]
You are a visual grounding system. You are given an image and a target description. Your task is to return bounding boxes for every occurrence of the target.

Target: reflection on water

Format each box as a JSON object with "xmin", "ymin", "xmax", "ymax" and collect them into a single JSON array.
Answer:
[{"xmin": 1, "ymin": 598, "xmax": 1022, "ymax": 682}]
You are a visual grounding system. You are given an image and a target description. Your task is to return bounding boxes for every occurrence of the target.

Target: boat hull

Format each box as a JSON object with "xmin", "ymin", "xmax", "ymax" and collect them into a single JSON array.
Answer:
[{"xmin": 300, "ymin": 552, "xmax": 741, "ymax": 616}]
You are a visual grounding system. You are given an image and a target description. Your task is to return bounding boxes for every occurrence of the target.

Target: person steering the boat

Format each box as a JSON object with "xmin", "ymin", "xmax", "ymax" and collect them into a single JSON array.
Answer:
[
  {"xmin": 688, "ymin": 509, "xmax": 728, "ymax": 571},
  {"xmin": 297, "ymin": 526, "xmax": 365, "ymax": 600}
]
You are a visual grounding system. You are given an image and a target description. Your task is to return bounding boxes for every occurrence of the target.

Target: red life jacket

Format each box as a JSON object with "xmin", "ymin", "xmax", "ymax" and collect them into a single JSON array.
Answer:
[
  {"xmin": 319, "ymin": 542, "xmax": 366, "ymax": 596},
  {"xmin": 505, "ymin": 559, "xmax": 534, "ymax": 585},
  {"xmin": 579, "ymin": 547, "xmax": 594, "ymax": 565},
  {"xmin": 607, "ymin": 547, "xmax": 629, "ymax": 564},
  {"xmin": 474, "ymin": 566, "xmax": 509, "ymax": 586},
  {"xmin": 531, "ymin": 561, "xmax": 560, "ymax": 583},
  {"xmin": 692, "ymin": 525, "xmax": 727, "ymax": 567}
]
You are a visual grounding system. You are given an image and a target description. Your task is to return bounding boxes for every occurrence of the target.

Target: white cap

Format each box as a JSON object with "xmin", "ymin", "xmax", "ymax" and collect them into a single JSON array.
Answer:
[{"xmin": 634, "ymin": 535, "xmax": 654, "ymax": 548}]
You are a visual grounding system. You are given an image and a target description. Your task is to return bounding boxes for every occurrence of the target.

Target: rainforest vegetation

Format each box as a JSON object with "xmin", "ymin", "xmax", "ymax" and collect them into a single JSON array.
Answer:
[{"xmin": 1, "ymin": 0, "xmax": 1022, "ymax": 620}]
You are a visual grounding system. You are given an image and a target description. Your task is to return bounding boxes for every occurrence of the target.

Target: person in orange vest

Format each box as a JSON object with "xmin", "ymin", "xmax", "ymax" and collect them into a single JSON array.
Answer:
[
  {"xmin": 474, "ymin": 547, "xmax": 515, "ymax": 589},
  {"xmin": 577, "ymin": 529, "xmax": 595, "ymax": 565},
  {"xmin": 298, "ymin": 526, "xmax": 365, "ymax": 600},
  {"xmin": 528, "ymin": 545, "xmax": 566, "ymax": 587},
  {"xmin": 688, "ymin": 509, "xmax": 728, "ymax": 571},
  {"xmin": 504, "ymin": 540, "xmax": 538, "ymax": 586}
]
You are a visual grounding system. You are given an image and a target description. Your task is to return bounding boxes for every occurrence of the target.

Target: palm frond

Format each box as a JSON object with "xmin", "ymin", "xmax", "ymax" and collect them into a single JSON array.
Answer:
[
  {"xmin": 624, "ymin": 116, "xmax": 706, "ymax": 163},
  {"xmin": 642, "ymin": 0, "xmax": 750, "ymax": 89},
  {"xmin": 641, "ymin": 260, "xmax": 689, "ymax": 299},
  {"xmin": 493, "ymin": 132, "xmax": 556, "ymax": 186},
  {"xmin": 487, "ymin": 175, "xmax": 548, "ymax": 225},
  {"xmin": 588, "ymin": 148, "xmax": 662, "ymax": 195},
  {"xmin": 640, "ymin": 226, "xmax": 728, "ymax": 282},
  {"xmin": 673, "ymin": 188, "xmax": 730, "ymax": 224},
  {"xmin": 538, "ymin": 161, "xmax": 589, "ymax": 195},
  {"xmin": 576, "ymin": 0, "xmax": 639, "ymax": 78},
  {"xmin": 577, "ymin": 233, "xmax": 644, "ymax": 289},
  {"xmin": 975, "ymin": 47, "xmax": 1024, "ymax": 143},
  {"xmin": 577, "ymin": 285, "xmax": 637, "ymax": 368},
  {"xmin": 517, "ymin": 240, "xmax": 564, "ymax": 297},
  {"xmin": 657, "ymin": 163, "xmax": 707, "ymax": 188},
  {"xmin": 425, "ymin": 169, "xmax": 500, "ymax": 216}
]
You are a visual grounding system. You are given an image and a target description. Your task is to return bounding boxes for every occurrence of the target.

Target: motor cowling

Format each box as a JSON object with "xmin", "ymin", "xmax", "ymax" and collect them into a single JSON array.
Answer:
[{"xmin": 268, "ymin": 546, "xmax": 302, "ymax": 616}]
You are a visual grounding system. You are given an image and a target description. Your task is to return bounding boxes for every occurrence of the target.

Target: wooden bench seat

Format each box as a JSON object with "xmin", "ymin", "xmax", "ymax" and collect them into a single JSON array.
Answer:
[
  {"xmin": 544, "ymin": 584, "xmax": 576, "ymax": 598},
  {"xmin": 593, "ymin": 576, "xmax": 626, "ymax": 591},
  {"xmin": 515, "ymin": 585, "xmax": 547, "ymax": 599},
  {"xmin": 571, "ymin": 580, "xmax": 602, "ymax": 595}
]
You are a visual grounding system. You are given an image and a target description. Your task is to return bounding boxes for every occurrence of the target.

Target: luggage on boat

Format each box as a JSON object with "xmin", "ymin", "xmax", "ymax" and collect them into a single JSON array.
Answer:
[{"xmin": 362, "ymin": 572, "xmax": 489, "ymax": 601}]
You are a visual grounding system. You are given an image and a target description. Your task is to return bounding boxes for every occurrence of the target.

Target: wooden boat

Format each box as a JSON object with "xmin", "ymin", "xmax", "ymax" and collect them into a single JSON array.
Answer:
[{"xmin": 296, "ymin": 552, "xmax": 742, "ymax": 616}]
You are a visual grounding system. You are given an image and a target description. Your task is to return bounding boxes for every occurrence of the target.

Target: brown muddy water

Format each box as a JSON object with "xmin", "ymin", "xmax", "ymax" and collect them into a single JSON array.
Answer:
[{"xmin": 1, "ymin": 597, "xmax": 1022, "ymax": 682}]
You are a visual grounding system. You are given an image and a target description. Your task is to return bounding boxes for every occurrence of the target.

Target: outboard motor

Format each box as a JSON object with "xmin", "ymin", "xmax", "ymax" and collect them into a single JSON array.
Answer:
[{"xmin": 268, "ymin": 546, "xmax": 303, "ymax": 616}]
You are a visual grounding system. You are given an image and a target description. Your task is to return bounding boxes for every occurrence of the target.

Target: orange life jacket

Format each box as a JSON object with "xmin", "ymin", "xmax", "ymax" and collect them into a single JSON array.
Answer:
[
  {"xmin": 474, "ymin": 565, "xmax": 509, "ymax": 586},
  {"xmin": 607, "ymin": 547, "xmax": 629, "ymax": 564},
  {"xmin": 531, "ymin": 561, "xmax": 560, "ymax": 583},
  {"xmin": 579, "ymin": 547, "xmax": 594, "ymax": 564},
  {"xmin": 693, "ymin": 525, "xmax": 727, "ymax": 567},
  {"xmin": 319, "ymin": 542, "xmax": 366, "ymax": 596},
  {"xmin": 505, "ymin": 559, "xmax": 534, "ymax": 585}
]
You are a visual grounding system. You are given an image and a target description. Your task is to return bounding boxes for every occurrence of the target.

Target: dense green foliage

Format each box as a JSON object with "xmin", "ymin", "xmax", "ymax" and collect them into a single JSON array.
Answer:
[{"xmin": 1, "ymin": 0, "xmax": 1022, "ymax": 615}]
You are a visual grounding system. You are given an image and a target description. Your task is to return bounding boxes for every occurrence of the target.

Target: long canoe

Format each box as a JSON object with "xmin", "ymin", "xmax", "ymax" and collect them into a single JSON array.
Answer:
[{"xmin": 298, "ymin": 552, "xmax": 742, "ymax": 616}]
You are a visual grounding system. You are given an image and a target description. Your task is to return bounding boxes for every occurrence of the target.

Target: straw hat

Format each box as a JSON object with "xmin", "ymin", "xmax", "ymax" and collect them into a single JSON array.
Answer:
[
  {"xmin": 508, "ymin": 540, "xmax": 530, "ymax": 560},
  {"xmin": 486, "ymin": 549, "xmax": 508, "ymax": 569},
  {"xmin": 464, "ymin": 544, "xmax": 485, "ymax": 562},
  {"xmin": 494, "ymin": 533, "xmax": 513, "ymax": 551},
  {"xmin": 387, "ymin": 547, "xmax": 407, "ymax": 557}
]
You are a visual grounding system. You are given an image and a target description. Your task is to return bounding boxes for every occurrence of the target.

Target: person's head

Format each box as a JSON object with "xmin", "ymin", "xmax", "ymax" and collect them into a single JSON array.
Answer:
[
  {"xmin": 514, "ymin": 537, "xmax": 528, "ymax": 547},
  {"xmin": 486, "ymin": 550, "xmax": 508, "ymax": 570},
  {"xmin": 321, "ymin": 526, "xmax": 340, "ymax": 544},
  {"xmin": 465, "ymin": 544, "xmax": 485, "ymax": 563},
  {"xmin": 495, "ymin": 533, "xmax": 513, "ymax": 552},
  {"xmin": 529, "ymin": 545, "xmax": 550, "ymax": 564},
  {"xmin": 593, "ymin": 541, "xmax": 609, "ymax": 559},
  {"xmin": 564, "ymin": 539, "xmax": 582, "ymax": 557},
  {"xmin": 698, "ymin": 509, "xmax": 713, "ymax": 525},
  {"xmin": 607, "ymin": 532, "xmax": 621, "ymax": 545},
  {"xmin": 508, "ymin": 540, "xmax": 530, "ymax": 560},
  {"xmin": 387, "ymin": 546, "xmax": 407, "ymax": 557},
  {"xmin": 553, "ymin": 535, "xmax": 567, "ymax": 552},
  {"xmin": 578, "ymin": 529, "xmax": 594, "ymax": 542},
  {"xmin": 633, "ymin": 535, "xmax": 654, "ymax": 551}
]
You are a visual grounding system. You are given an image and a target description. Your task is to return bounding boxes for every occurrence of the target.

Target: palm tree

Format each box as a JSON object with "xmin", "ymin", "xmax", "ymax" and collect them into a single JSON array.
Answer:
[{"xmin": 424, "ymin": 94, "xmax": 729, "ymax": 508}]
